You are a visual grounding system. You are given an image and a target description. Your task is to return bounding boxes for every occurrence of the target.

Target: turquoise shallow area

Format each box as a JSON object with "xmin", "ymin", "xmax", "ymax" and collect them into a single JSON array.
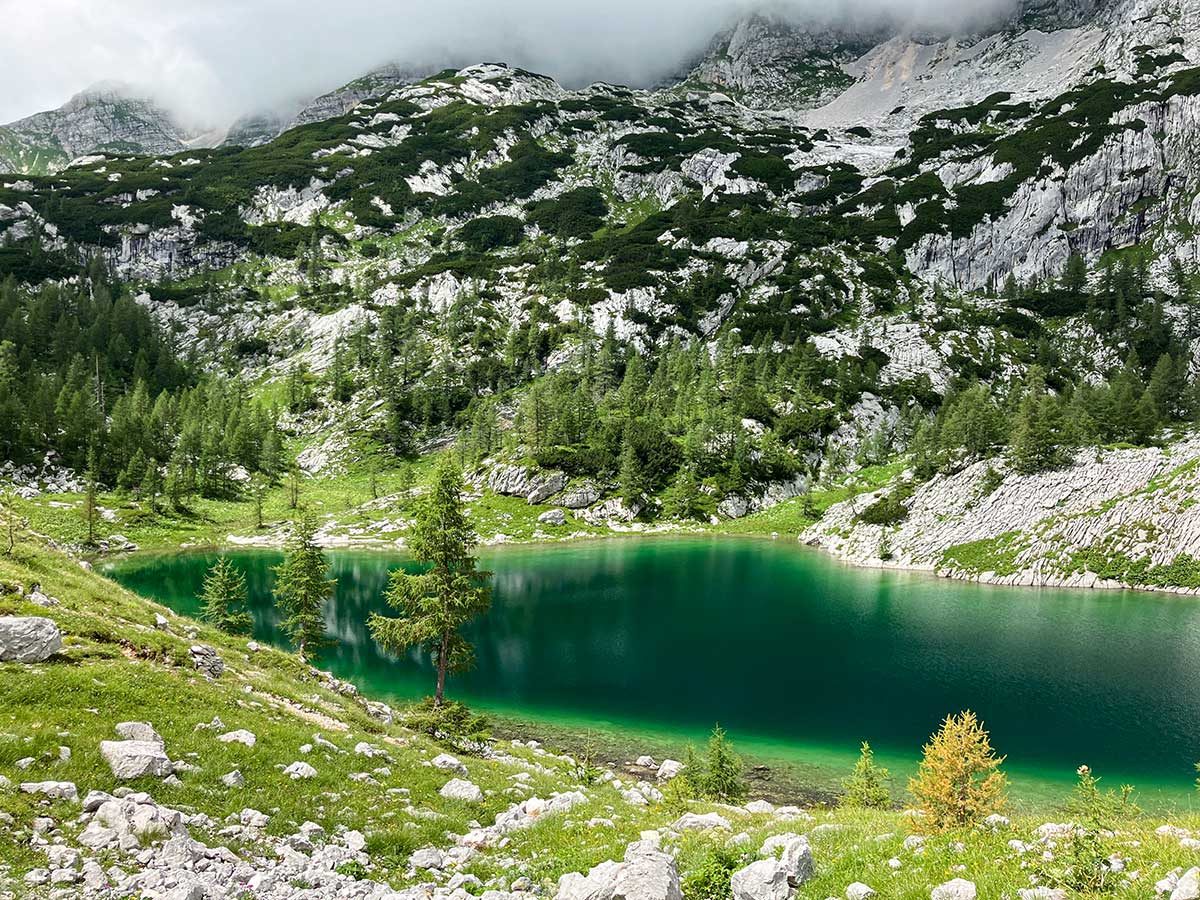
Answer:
[{"xmin": 105, "ymin": 536, "xmax": 1200, "ymax": 811}]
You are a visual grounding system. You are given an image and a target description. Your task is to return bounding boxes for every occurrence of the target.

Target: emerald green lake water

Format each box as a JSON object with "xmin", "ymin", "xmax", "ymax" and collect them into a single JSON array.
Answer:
[{"xmin": 106, "ymin": 536, "xmax": 1200, "ymax": 809}]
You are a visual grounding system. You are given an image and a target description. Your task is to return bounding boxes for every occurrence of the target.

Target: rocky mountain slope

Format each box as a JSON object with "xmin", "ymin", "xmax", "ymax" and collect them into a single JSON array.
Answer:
[
  {"xmin": 0, "ymin": 85, "xmax": 209, "ymax": 176},
  {"xmin": 0, "ymin": 65, "xmax": 441, "ymax": 174},
  {"xmin": 679, "ymin": 14, "xmax": 876, "ymax": 110},
  {"xmin": 6, "ymin": 1, "xmax": 1200, "ymax": 591},
  {"xmin": 802, "ymin": 436, "xmax": 1200, "ymax": 592},
  {"xmin": 223, "ymin": 64, "xmax": 442, "ymax": 150}
]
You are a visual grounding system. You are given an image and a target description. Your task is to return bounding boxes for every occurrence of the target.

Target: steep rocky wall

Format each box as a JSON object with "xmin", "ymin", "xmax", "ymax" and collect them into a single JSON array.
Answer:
[{"xmin": 909, "ymin": 92, "xmax": 1200, "ymax": 290}]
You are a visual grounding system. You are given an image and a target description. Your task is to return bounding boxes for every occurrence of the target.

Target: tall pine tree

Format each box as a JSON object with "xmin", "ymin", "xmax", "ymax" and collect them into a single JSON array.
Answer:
[
  {"xmin": 368, "ymin": 460, "xmax": 492, "ymax": 707},
  {"xmin": 272, "ymin": 516, "xmax": 334, "ymax": 661}
]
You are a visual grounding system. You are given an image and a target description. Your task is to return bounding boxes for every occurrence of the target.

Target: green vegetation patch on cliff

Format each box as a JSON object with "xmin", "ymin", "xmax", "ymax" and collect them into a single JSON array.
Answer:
[
  {"xmin": 939, "ymin": 531, "xmax": 1027, "ymax": 577},
  {"xmin": 1066, "ymin": 548, "xmax": 1200, "ymax": 589}
]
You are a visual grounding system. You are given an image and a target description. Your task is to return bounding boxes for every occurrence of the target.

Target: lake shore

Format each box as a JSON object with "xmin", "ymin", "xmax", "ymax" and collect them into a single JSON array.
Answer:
[{"xmin": 105, "ymin": 537, "xmax": 1200, "ymax": 812}]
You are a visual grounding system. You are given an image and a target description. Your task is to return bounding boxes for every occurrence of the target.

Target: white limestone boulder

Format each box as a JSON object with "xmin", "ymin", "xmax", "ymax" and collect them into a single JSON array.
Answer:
[
  {"xmin": 100, "ymin": 740, "xmax": 173, "ymax": 780},
  {"xmin": 0, "ymin": 616, "xmax": 62, "ymax": 662}
]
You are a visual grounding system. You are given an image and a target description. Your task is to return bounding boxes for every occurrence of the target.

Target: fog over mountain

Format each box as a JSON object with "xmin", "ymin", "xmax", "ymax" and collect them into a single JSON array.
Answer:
[{"xmin": 2, "ymin": 0, "xmax": 1021, "ymax": 126}]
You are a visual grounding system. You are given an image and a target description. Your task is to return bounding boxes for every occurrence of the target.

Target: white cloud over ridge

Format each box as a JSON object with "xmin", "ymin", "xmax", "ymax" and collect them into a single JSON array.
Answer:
[{"xmin": 0, "ymin": 0, "xmax": 1020, "ymax": 125}]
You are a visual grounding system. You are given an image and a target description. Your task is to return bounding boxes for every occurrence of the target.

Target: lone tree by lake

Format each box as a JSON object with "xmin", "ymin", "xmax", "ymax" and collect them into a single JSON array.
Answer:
[
  {"xmin": 841, "ymin": 740, "xmax": 892, "ymax": 809},
  {"xmin": 272, "ymin": 515, "xmax": 334, "ymax": 661},
  {"xmin": 369, "ymin": 460, "xmax": 492, "ymax": 707},
  {"xmin": 909, "ymin": 710, "xmax": 1007, "ymax": 830},
  {"xmin": 199, "ymin": 557, "xmax": 253, "ymax": 634}
]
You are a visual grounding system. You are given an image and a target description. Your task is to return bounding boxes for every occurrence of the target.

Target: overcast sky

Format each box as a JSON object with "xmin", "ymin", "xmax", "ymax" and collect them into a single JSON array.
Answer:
[{"xmin": 0, "ymin": 0, "xmax": 1019, "ymax": 126}]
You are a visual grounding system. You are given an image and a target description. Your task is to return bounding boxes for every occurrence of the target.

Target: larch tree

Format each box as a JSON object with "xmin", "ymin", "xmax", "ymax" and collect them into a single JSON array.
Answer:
[
  {"xmin": 272, "ymin": 515, "xmax": 334, "ymax": 661},
  {"xmin": 908, "ymin": 710, "xmax": 1007, "ymax": 831},
  {"xmin": 368, "ymin": 460, "xmax": 492, "ymax": 707}
]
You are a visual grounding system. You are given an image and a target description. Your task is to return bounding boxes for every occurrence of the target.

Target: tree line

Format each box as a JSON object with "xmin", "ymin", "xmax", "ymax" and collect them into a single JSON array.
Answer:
[{"xmin": 0, "ymin": 268, "xmax": 285, "ymax": 509}]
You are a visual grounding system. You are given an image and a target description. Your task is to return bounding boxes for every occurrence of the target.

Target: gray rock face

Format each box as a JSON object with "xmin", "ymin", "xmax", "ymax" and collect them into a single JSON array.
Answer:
[
  {"xmin": 731, "ymin": 858, "xmax": 792, "ymax": 900},
  {"xmin": 688, "ymin": 14, "xmax": 876, "ymax": 111},
  {"xmin": 100, "ymin": 740, "xmax": 173, "ymax": 780},
  {"xmin": 802, "ymin": 438, "xmax": 1200, "ymax": 593},
  {"xmin": 0, "ymin": 616, "xmax": 62, "ymax": 662},
  {"xmin": 538, "ymin": 508, "xmax": 568, "ymax": 526},
  {"xmin": 560, "ymin": 481, "xmax": 603, "ymax": 509},
  {"xmin": 0, "ymin": 86, "xmax": 202, "ymax": 175},
  {"xmin": 290, "ymin": 64, "xmax": 434, "ymax": 130},
  {"xmin": 484, "ymin": 464, "xmax": 568, "ymax": 505},
  {"xmin": 556, "ymin": 842, "xmax": 683, "ymax": 900},
  {"xmin": 718, "ymin": 494, "xmax": 750, "ymax": 519}
]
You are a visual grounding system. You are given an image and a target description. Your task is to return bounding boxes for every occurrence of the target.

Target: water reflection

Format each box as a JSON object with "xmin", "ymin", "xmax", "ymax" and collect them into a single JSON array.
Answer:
[{"xmin": 108, "ymin": 536, "xmax": 1200, "ymax": 790}]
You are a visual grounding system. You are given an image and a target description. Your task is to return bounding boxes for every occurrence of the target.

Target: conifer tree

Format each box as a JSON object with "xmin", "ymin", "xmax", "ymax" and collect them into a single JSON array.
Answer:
[
  {"xmin": 368, "ymin": 460, "xmax": 491, "ymax": 707},
  {"xmin": 909, "ymin": 711, "xmax": 1007, "ymax": 831},
  {"xmin": 199, "ymin": 557, "xmax": 253, "ymax": 634},
  {"xmin": 682, "ymin": 724, "xmax": 747, "ymax": 803},
  {"xmin": 140, "ymin": 462, "xmax": 162, "ymax": 511},
  {"xmin": 1009, "ymin": 370, "xmax": 1065, "ymax": 474},
  {"xmin": 272, "ymin": 516, "xmax": 334, "ymax": 661},
  {"xmin": 83, "ymin": 444, "xmax": 99, "ymax": 547},
  {"xmin": 618, "ymin": 431, "xmax": 648, "ymax": 511},
  {"xmin": 842, "ymin": 741, "xmax": 892, "ymax": 809}
]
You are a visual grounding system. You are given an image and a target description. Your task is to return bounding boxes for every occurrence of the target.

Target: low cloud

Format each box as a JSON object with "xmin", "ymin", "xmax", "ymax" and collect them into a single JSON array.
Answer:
[{"xmin": 1, "ymin": 0, "xmax": 1020, "ymax": 126}]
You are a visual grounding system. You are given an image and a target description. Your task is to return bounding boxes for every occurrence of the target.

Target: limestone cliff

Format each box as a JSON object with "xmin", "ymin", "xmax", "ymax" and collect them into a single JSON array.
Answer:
[{"xmin": 801, "ymin": 436, "xmax": 1200, "ymax": 593}]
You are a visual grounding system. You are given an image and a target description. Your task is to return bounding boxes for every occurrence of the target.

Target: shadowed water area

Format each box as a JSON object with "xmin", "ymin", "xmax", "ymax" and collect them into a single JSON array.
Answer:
[{"xmin": 106, "ymin": 536, "xmax": 1200, "ymax": 809}]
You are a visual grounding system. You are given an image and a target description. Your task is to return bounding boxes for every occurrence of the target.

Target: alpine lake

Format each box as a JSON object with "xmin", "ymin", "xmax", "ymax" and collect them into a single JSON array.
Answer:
[{"xmin": 105, "ymin": 536, "xmax": 1200, "ymax": 812}]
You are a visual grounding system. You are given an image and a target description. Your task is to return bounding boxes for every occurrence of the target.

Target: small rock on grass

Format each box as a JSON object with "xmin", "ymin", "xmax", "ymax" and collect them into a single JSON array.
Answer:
[
  {"xmin": 283, "ymin": 761, "xmax": 316, "ymax": 779},
  {"xmin": 216, "ymin": 729, "xmax": 256, "ymax": 747},
  {"xmin": 932, "ymin": 879, "xmax": 976, "ymax": 900},
  {"xmin": 439, "ymin": 778, "xmax": 484, "ymax": 802}
]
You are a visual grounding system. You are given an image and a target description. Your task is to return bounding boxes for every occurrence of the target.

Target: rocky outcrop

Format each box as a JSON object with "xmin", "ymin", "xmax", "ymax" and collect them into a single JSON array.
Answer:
[
  {"xmin": 482, "ymin": 464, "xmax": 569, "ymax": 505},
  {"xmin": 687, "ymin": 14, "xmax": 877, "ymax": 111},
  {"xmin": 0, "ymin": 616, "xmax": 62, "ymax": 662},
  {"xmin": 802, "ymin": 436, "xmax": 1200, "ymax": 592},
  {"xmin": 0, "ymin": 85, "xmax": 203, "ymax": 175},
  {"xmin": 556, "ymin": 838, "xmax": 683, "ymax": 900},
  {"xmin": 101, "ymin": 740, "xmax": 173, "ymax": 780}
]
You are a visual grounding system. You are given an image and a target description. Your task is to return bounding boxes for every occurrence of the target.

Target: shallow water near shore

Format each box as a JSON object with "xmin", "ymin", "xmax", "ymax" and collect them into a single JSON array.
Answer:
[{"xmin": 106, "ymin": 535, "xmax": 1200, "ymax": 811}]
